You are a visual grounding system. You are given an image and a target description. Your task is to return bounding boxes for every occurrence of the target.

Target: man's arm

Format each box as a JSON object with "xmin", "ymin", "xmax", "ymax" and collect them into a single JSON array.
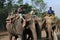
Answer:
[{"xmin": 15, "ymin": 14, "xmax": 20, "ymax": 19}]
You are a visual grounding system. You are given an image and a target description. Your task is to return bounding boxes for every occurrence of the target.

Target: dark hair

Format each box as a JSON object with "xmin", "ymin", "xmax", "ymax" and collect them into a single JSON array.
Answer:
[
  {"xmin": 49, "ymin": 7, "xmax": 52, "ymax": 9},
  {"xmin": 20, "ymin": 5, "xmax": 23, "ymax": 7}
]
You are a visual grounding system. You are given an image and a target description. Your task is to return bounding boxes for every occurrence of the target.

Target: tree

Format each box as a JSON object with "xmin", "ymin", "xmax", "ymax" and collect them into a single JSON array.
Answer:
[
  {"xmin": 31, "ymin": 0, "xmax": 47, "ymax": 17},
  {"xmin": 31, "ymin": 0, "xmax": 46, "ymax": 11},
  {"xmin": 18, "ymin": 0, "xmax": 23, "ymax": 4},
  {"xmin": 0, "ymin": 0, "xmax": 7, "ymax": 31},
  {"xmin": 0, "ymin": 0, "xmax": 14, "ymax": 31},
  {"xmin": 0, "ymin": 0, "xmax": 5, "ymax": 8},
  {"xmin": 23, "ymin": 3, "xmax": 32, "ymax": 14}
]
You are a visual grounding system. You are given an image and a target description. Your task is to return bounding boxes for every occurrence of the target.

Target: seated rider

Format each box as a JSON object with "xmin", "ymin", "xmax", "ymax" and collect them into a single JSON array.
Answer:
[
  {"xmin": 17, "ymin": 5, "xmax": 25, "ymax": 26},
  {"xmin": 48, "ymin": 7, "xmax": 55, "ymax": 16},
  {"xmin": 18, "ymin": 5, "xmax": 24, "ymax": 19}
]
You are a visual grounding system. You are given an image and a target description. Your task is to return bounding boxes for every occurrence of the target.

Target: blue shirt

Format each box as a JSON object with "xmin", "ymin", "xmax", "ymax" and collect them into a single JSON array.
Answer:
[{"xmin": 48, "ymin": 10, "xmax": 54, "ymax": 14}]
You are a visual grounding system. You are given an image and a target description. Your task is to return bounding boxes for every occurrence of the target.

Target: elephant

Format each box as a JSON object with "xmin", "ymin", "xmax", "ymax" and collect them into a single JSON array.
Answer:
[
  {"xmin": 44, "ymin": 15, "xmax": 57, "ymax": 40},
  {"xmin": 22, "ymin": 14, "xmax": 38, "ymax": 40},
  {"xmin": 23, "ymin": 13, "xmax": 44, "ymax": 40},
  {"xmin": 33, "ymin": 16, "xmax": 43, "ymax": 40},
  {"xmin": 6, "ymin": 13, "xmax": 25, "ymax": 40}
]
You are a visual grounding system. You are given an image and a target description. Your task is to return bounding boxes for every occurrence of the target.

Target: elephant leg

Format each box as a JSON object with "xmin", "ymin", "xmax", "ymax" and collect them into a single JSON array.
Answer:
[
  {"xmin": 17, "ymin": 35, "xmax": 22, "ymax": 40},
  {"xmin": 22, "ymin": 29, "xmax": 27, "ymax": 40},
  {"xmin": 39, "ymin": 29, "xmax": 41, "ymax": 39},
  {"xmin": 14, "ymin": 35, "xmax": 18, "ymax": 40},
  {"xmin": 36, "ymin": 26, "xmax": 42, "ymax": 40},
  {"xmin": 51, "ymin": 32, "xmax": 54, "ymax": 40},
  {"xmin": 45, "ymin": 28, "xmax": 49, "ymax": 39},
  {"xmin": 47, "ymin": 29, "xmax": 52, "ymax": 40},
  {"xmin": 45, "ymin": 30, "xmax": 49, "ymax": 40},
  {"xmin": 27, "ymin": 32, "xmax": 33, "ymax": 40},
  {"xmin": 37, "ymin": 30, "xmax": 41, "ymax": 40},
  {"xmin": 9, "ymin": 34, "xmax": 12, "ymax": 40},
  {"xmin": 27, "ymin": 35, "xmax": 31, "ymax": 40},
  {"xmin": 45, "ymin": 28, "xmax": 52, "ymax": 40},
  {"xmin": 31, "ymin": 29, "xmax": 37, "ymax": 40},
  {"xmin": 30, "ymin": 25, "xmax": 37, "ymax": 40},
  {"xmin": 53, "ymin": 31, "xmax": 58, "ymax": 40}
]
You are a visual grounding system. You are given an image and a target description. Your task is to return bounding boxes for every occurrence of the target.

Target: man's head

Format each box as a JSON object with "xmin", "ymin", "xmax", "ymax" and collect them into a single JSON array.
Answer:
[
  {"xmin": 49, "ymin": 7, "xmax": 52, "ymax": 10},
  {"xmin": 19, "ymin": 5, "xmax": 23, "ymax": 8}
]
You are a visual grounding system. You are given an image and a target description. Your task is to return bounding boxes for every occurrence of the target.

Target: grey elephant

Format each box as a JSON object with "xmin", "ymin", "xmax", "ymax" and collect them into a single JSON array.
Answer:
[
  {"xmin": 23, "ymin": 14, "xmax": 37, "ymax": 40},
  {"xmin": 6, "ymin": 13, "xmax": 25, "ymax": 40}
]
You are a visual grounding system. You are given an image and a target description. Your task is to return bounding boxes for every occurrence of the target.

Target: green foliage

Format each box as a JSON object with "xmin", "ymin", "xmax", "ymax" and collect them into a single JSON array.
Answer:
[
  {"xmin": 23, "ymin": 3, "xmax": 32, "ymax": 14},
  {"xmin": 0, "ymin": 0, "xmax": 13, "ymax": 31},
  {"xmin": 31, "ymin": 0, "xmax": 47, "ymax": 17},
  {"xmin": 6, "ymin": 1, "xmax": 13, "ymax": 12},
  {"xmin": 56, "ymin": 16, "xmax": 60, "ymax": 21},
  {"xmin": 13, "ymin": 4, "xmax": 19, "ymax": 9},
  {"xmin": 18, "ymin": 0, "xmax": 23, "ymax": 4},
  {"xmin": 0, "ymin": 0, "xmax": 5, "ymax": 8},
  {"xmin": 0, "ymin": 8, "xmax": 8, "ymax": 31}
]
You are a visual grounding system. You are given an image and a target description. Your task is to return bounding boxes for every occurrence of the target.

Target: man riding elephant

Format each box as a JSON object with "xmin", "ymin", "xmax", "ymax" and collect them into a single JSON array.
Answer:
[
  {"xmin": 44, "ymin": 13, "xmax": 57, "ymax": 40},
  {"xmin": 48, "ymin": 7, "xmax": 55, "ymax": 16},
  {"xmin": 6, "ymin": 9, "xmax": 26, "ymax": 40},
  {"xmin": 18, "ymin": 5, "xmax": 24, "ymax": 18},
  {"xmin": 17, "ymin": 5, "xmax": 26, "ymax": 22}
]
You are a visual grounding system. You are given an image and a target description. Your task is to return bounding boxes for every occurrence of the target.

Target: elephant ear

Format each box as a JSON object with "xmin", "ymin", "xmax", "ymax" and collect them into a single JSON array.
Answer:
[{"xmin": 24, "ymin": 14, "xmax": 32, "ymax": 19}]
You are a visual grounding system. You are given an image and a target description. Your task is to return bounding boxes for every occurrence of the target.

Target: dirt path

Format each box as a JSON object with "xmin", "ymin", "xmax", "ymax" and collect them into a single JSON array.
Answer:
[
  {"xmin": 0, "ymin": 36, "xmax": 9, "ymax": 40},
  {"xmin": 0, "ymin": 31, "xmax": 46, "ymax": 40},
  {"xmin": 0, "ymin": 31, "xmax": 60, "ymax": 40},
  {"xmin": 0, "ymin": 32, "xmax": 9, "ymax": 40}
]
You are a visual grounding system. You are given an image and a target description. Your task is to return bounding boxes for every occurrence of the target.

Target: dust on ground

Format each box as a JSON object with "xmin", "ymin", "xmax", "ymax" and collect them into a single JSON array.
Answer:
[{"xmin": 0, "ymin": 30, "xmax": 60, "ymax": 40}]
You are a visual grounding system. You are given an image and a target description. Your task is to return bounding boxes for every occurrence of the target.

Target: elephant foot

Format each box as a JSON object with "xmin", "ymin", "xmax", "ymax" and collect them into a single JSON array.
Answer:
[
  {"xmin": 17, "ymin": 38, "xmax": 21, "ymax": 40},
  {"xmin": 37, "ymin": 37, "xmax": 41, "ymax": 40},
  {"xmin": 38, "ymin": 38, "xmax": 41, "ymax": 40},
  {"xmin": 46, "ymin": 38, "xmax": 49, "ymax": 40}
]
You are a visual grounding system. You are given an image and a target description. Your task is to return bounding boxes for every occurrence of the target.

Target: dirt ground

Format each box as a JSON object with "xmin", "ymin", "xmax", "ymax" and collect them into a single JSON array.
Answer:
[
  {"xmin": 0, "ymin": 32, "xmax": 15, "ymax": 40},
  {"xmin": 0, "ymin": 30, "xmax": 60, "ymax": 40}
]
